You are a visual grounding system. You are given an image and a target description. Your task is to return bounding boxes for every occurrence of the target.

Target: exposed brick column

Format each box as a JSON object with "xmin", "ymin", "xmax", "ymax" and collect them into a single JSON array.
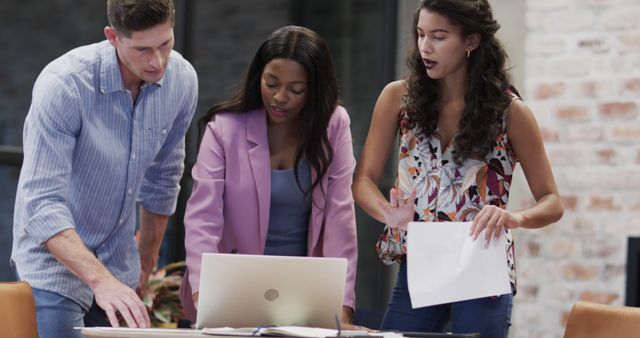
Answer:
[{"xmin": 512, "ymin": 1, "xmax": 640, "ymax": 337}]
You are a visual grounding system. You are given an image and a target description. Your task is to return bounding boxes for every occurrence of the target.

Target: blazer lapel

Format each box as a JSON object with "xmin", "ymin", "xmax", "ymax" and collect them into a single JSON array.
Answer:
[{"xmin": 246, "ymin": 109, "xmax": 271, "ymax": 250}]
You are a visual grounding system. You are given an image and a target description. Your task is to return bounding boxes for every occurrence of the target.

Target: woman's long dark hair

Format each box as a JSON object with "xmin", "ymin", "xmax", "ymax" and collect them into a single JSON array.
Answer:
[
  {"xmin": 198, "ymin": 25, "xmax": 339, "ymax": 198},
  {"xmin": 406, "ymin": 0, "xmax": 514, "ymax": 164}
]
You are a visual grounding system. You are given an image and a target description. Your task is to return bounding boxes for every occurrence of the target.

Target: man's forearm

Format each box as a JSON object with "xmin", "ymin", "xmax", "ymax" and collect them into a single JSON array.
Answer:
[
  {"xmin": 46, "ymin": 227, "xmax": 151, "ymax": 328},
  {"xmin": 45, "ymin": 228, "xmax": 113, "ymax": 289},
  {"xmin": 138, "ymin": 208, "xmax": 169, "ymax": 274}
]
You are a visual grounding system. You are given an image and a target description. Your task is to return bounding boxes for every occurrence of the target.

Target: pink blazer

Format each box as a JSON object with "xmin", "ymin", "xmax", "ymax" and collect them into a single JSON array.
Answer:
[{"xmin": 179, "ymin": 106, "xmax": 358, "ymax": 321}]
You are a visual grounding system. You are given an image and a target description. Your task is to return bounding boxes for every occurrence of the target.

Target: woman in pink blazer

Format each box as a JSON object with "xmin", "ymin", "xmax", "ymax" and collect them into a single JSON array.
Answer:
[{"xmin": 179, "ymin": 26, "xmax": 358, "ymax": 325}]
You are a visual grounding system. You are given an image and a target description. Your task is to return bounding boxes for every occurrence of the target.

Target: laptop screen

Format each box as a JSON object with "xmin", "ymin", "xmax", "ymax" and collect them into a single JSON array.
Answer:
[{"xmin": 195, "ymin": 253, "xmax": 347, "ymax": 329}]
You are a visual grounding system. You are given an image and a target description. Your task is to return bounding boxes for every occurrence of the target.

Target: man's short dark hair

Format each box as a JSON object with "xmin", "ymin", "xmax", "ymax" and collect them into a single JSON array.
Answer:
[{"xmin": 107, "ymin": 0, "xmax": 175, "ymax": 37}]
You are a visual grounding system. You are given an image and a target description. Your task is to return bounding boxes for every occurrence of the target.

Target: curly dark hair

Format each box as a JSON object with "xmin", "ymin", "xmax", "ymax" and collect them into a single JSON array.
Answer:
[
  {"xmin": 405, "ymin": 0, "xmax": 515, "ymax": 164},
  {"xmin": 198, "ymin": 25, "xmax": 339, "ymax": 198}
]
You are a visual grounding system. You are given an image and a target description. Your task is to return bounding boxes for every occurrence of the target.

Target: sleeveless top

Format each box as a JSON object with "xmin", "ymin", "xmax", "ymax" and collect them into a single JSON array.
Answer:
[
  {"xmin": 264, "ymin": 160, "xmax": 312, "ymax": 256},
  {"xmin": 395, "ymin": 95, "xmax": 518, "ymax": 290}
]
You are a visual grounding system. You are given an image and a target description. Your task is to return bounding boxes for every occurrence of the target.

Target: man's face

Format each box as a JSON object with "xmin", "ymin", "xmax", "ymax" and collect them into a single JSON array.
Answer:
[{"xmin": 105, "ymin": 21, "xmax": 174, "ymax": 86}]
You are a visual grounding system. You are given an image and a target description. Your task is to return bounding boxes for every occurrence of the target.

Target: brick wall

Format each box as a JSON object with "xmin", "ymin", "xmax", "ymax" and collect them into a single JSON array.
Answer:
[{"xmin": 512, "ymin": 1, "xmax": 640, "ymax": 337}]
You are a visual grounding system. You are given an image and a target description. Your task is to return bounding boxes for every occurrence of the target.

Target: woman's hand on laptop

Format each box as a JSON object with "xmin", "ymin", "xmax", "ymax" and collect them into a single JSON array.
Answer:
[
  {"xmin": 341, "ymin": 306, "xmax": 354, "ymax": 324},
  {"xmin": 339, "ymin": 322, "xmax": 376, "ymax": 332},
  {"xmin": 193, "ymin": 292, "xmax": 199, "ymax": 309},
  {"xmin": 340, "ymin": 306, "xmax": 376, "ymax": 332}
]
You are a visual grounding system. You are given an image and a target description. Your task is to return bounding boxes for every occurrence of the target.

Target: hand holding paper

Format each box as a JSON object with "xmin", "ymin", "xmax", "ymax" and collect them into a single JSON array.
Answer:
[{"xmin": 469, "ymin": 205, "xmax": 524, "ymax": 246}]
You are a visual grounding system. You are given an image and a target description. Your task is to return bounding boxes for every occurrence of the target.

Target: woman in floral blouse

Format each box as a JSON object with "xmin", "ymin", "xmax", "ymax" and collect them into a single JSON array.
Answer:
[{"xmin": 353, "ymin": 0, "xmax": 564, "ymax": 337}]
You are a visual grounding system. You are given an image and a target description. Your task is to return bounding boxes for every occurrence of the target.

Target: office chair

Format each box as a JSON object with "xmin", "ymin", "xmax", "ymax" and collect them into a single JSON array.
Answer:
[
  {"xmin": 0, "ymin": 281, "xmax": 38, "ymax": 338},
  {"xmin": 563, "ymin": 301, "xmax": 640, "ymax": 338}
]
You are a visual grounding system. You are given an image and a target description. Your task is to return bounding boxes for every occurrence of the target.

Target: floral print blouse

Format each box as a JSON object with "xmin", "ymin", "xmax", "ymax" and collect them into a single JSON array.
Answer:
[{"xmin": 377, "ymin": 96, "xmax": 519, "ymax": 290}]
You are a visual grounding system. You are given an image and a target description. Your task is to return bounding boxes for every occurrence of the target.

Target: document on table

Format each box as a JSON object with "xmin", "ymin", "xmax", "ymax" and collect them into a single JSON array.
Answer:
[
  {"xmin": 406, "ymin": 221, "xmax": 511, "ymax": 308},
  {"xmin": 202, "ymin": 326, "xmax": 372, "ymax": 337},
  {"xmin": 202, "ymin": 326, "xmax": 337, "ymax": 337}
]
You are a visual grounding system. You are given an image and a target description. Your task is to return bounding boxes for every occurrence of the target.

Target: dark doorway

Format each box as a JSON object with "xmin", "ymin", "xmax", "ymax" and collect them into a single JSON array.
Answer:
[{"xmin": 626, "ymin": 237, "xmax": 640, "ymax": 306}]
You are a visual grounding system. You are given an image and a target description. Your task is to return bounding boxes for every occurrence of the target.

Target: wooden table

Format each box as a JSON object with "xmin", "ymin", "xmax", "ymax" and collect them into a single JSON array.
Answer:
[{"xmin": 81, "ymin": 327, "xmax": 480, "ymax": 338}]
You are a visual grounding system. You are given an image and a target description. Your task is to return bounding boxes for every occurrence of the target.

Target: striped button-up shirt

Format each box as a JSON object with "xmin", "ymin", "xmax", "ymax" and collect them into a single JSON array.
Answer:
[{"xmin": 11, "ymin": 40, "xmax": 198, "ymax": 309}]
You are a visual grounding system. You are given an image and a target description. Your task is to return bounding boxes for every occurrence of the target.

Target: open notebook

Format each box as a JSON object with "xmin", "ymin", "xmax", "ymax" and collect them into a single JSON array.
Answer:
[
  {"xmin": 200, "ymin": 327, "xmax": 479, "ymax": 338},
  {"xmin": 201, "ymin": 326, "xmax": 355, "ymax": 337},
  {"xmin": 195, "ymin": 254, "xmax": 347, "ymax": 330}
]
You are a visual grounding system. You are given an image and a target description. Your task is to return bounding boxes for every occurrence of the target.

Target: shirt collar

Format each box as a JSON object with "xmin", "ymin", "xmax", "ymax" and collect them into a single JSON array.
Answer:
[{"xmin": 99, "ymin": 40, "xmax": 165, "ymax": 94}]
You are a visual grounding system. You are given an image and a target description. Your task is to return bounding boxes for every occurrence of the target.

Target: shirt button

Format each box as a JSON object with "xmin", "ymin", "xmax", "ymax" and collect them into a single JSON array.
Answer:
[
  {"xmin": 119, "ymin": 219, "xmax": 124, "ymax": 224},
  {"xmin": 128, "ymin": 189, "xmax": 132, "ymax": 195},
  {"xmin": 132, "ymin": 153, "xmax": 136, "ymax": 160},
  {"xmin": 161, "ymin": 128, "xmax": 167, "ymax": 135}
]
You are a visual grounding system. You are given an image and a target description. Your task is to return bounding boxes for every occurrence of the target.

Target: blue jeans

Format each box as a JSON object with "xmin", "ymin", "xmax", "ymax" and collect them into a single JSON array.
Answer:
[
  {"xmin": 380, "ymin": 260, "xmax": 513, "ymax": 338},
  {"xmin": 32, "ymin": 288, "xmax": 110, "ymax": 338}
]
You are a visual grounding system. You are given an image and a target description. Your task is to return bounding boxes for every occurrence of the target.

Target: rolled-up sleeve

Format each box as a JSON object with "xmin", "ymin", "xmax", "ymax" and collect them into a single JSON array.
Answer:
[{"xmin": 21, "ymin": 72, "xmax": 81, "ymax": 244}]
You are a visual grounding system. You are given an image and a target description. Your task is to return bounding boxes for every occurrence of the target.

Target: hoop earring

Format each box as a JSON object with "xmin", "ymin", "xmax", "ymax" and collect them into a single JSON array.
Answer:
[{"xmin": 466, "ymin": 50, "xmax": 471, "ymax": 58}]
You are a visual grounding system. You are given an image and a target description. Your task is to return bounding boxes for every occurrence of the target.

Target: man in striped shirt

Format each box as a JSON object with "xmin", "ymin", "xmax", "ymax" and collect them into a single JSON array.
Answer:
[{"xmin": 11, "ymin": 1, "xmax": 198, "ymax": 337}]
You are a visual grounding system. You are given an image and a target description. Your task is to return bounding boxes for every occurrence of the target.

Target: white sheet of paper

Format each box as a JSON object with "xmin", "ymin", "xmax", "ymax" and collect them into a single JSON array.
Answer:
[{"xmin": 407, "ymin": 221, "xmax": 511, "ymax": 308}]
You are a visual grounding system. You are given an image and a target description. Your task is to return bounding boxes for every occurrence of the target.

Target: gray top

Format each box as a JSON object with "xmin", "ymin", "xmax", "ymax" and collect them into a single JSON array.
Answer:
[{"xmin": 264, "ymin": 160, "xmax": 312, "ymax": 256}]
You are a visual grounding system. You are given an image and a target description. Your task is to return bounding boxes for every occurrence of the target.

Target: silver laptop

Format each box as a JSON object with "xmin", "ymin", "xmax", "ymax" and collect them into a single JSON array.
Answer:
[{"xmin": 195, "ymin": 253, "xmax": 347, "ymax": 329}]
